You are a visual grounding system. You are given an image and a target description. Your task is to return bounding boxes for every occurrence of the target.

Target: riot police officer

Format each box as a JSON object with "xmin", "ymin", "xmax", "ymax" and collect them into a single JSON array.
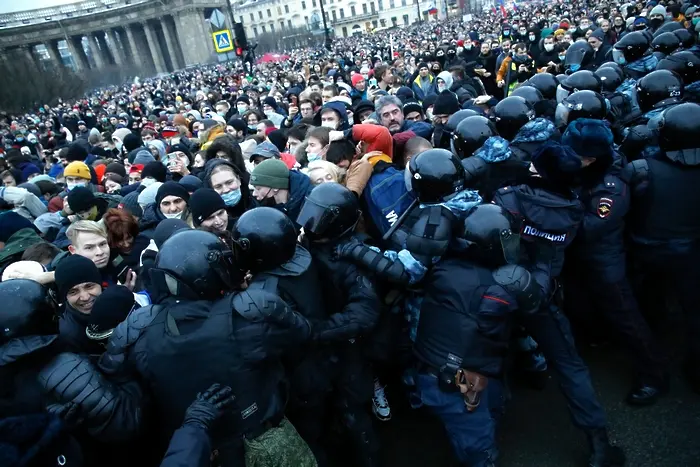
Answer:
[
  {"xmin": 232, "ymin": 207, "xmax": 329, "ymax": 463},
  {"xmin": 411, "ymin": 204, "xmax": 544, "ymax": 467},
  {"xmin": 622, "ymin": 103, "xmax": 700, "ymax": 394},
  {"xmin": 297, "ymin": 182, "xmax": 382, "ymax": 467},
  {"xmin": 493, "ymin": 140, "xmax": 626, "ymax": 466},
  {"xmin": 0, "ymin": 279, "xmax": 142, "ymax": 466},
  {"xmin": 99, "ymin": 230, "xmax": 315, "ymax": 466},
  {"xmin": 561, "ymin": 118, "xmax": 668, "ymax": 405}
]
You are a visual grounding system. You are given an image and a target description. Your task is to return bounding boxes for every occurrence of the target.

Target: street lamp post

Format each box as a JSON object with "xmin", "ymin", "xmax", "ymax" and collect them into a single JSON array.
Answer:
[{"xmin": 319, "ymin": 0, "xmax": 332, "ymax": 50}]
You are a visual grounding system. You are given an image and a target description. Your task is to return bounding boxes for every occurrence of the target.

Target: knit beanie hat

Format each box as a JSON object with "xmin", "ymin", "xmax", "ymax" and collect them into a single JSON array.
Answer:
[
  {"xmin": 86, "ymin": 285, "xmax": 134, "ymax": 340},
  {"xmin": 179, "ymin": 175, "xmax": 203, "ymax": 193},
  {"xmin": 123, "ymin": 133, "xmax": 142, "ymax": 153},
  {"xmin": 141, "ymin": 161, "xmax": 167, "ymax": 182},
  {"xmin": 351, "ymin": 74, "xmax": 365, "ymax": 87},
  {"xmin": 422, "ymin": 94, "xmax": 439, "ymax": 113},
  {"xmin": 65, "ymin": 142, "xmax": 88, "ymax": 162},
  {"xmin": 562, "ymin": 118, "xmax": 614, "ymax": 161},
  {"xmin": 133, "ymin": 149, "xmax": 156, "ymax": 166},
  {"xmin": 67, "ymin": 186, "xmax": 97, "ymax": 213},
  {"xmin": 55, "ymin": 254, "xmax": 102, "ymax": 300},
  {"xmin": 590, "ymin": 28, "xmax": 605, "ymax": 41},
  {"xmin": 250, "ymin": 159, "xmax": 290, "ymax": 189},
  {"xmin": 236, "ymin": 95, "xmax": 251, "ymax": 105},
  {"xmin": 63, "ymin": 161, "xmax": 91, "ymax": 181},
  {"xmin": 105, "ymin": 162, "xmax": 127, "ymax": 178},
  {"xmin": 417, "ymin": 62, "xmax": 429, "ymax": 70},
  {"xmin": 266, "ymin": 131, "xmax": 288, "ymax": 153},
  {"xmin": 119, "ymin": 191, "xmax": 143, "ymax": 218},
  {"xmin": 0, "ymin": 211, "xmax": 35, "ymax": 243},
  {"xmin": 21, "ymin": 164, "xmax": 40, "ymax": 182},
  {"xmin": 156, "ymin": 181, "xmax": 190, "ymax": 207},
  {"xmin": 138, "ymin": 181, "xmax": 163, "ymax": 207},
  {"xmin": 650, "ymin": 4, "xmax": 667, "ymax": 16},
  {"xmin": 190, "ymin": 188, "xmax": 227, "ymax": 226},
  {"xmin": 432, "ymin": 90, "xmax": 461, "ymax": 116}
]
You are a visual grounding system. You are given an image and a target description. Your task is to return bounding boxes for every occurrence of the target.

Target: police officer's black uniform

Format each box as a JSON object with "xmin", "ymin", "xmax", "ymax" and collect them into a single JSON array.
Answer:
[
  {"xmin": 622, "ymin": 102, "xmax": 700, "ymax": 393},
  {"xmin": 99, "ymin": 230, "xmax": 312, "ymax": 465}
]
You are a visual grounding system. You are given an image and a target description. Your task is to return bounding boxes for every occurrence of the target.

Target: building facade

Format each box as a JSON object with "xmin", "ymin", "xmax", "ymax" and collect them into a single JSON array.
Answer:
[{"xmin": 231, "ymin": 0, "xmax": 429, "ymax": 40}]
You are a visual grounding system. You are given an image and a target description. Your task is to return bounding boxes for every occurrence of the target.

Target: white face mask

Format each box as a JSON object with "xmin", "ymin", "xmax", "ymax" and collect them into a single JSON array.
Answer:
[
  {"xmin": 163, "ymin": 211, "xmax": 183, "ymax": 219},
  {"xmin": 544, "ymin": 43, "xmax": 555, "ymax": 52},
  {"xmin": 321, "ymin": 121, "xmax": 338, "ymax": 129},
  {"xmin": 307, "ymin": 153, "xmax": 322, "ymax": 162},
  {"xmin": 237, "ymin": 104, "xmax": 248, "ymax": 113},
  {"xmin": 66, "ymin": 181, "xmax": 86, "ymax": 192},
  {"xmin": 465, "ymin": 43, "xmax": 473, "ymax": 50},
  {"xmin": 264, "ymin": 109, "xmax": 275, "ymax": 117},
  {"xmin": 426, "ymin": 109, "xmax": 434, "ymax": 120},
  {"xmin": 437, "ymin": 84, "xmax": 446, "ymax": 92}
]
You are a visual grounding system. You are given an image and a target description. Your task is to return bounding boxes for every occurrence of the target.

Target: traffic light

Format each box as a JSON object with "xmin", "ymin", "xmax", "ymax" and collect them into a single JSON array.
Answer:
[
  {"xmin": 233, "ymin": 22, "xmax": 248, "ymax": 49},
  {"xmin": 236, "ymin": 47, "xmax": 244, "ymax": 57}
]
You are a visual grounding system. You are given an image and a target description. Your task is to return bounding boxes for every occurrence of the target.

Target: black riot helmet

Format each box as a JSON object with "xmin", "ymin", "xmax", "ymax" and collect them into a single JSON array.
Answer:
[
  {"xmin": 510, "ymin": 86, "xmax": 544, "ymax": 108},
  {"xmin": 555, "ymin": 90, "xmax": 608, "ymax": 128},
  {"xmin": 656, "ymin": 51, "xmax": 700, "ymax": 84},
  {"xmin": 408, "ymin": 148, "xmax": 466, "ymax": 202},
  {"xmin": 154, "ymin": 230, "xmax": 243, "ymax": 300},
  {"xmin": 445, "ymin": 109, "xmax": 479, "ymax": 134},
  {"xmin": 636, "ymin": 70, "xmax": 684, "ymax": 112},
  {"xmin": 596, "ymin": 66, "xmax": 624, "ymax": 92},
  {"xmin": 613, "ymin": 31, "xmax": 651, "ymax": 65},
  {"xmin": 597, "ymin": 61, "xmax": 625, "ymax": 78},
  {"xmin": 658, "ymin": 103, "xmax": 700, "ymax": 152},
  {"xmin": 673, "ymin": 29, "xmax": 695, "ymax": 49},
  {"xmin": 557, "ymin": 70, "xmax": 603, "ymax": 103},
  {"xmin": 525, "ymin": 73, "xmax": 558, "ymax": 100},
  {"xmin": 491, "ymin": 96, "xmax": 535, "ymax": 141},
  {"xmin": 653, "ymin": 21, "xmax": 683, "ymax": 37},
  {"xmin": 452, "ymin": 116, "xmax": 499, "ymax": 159},
  {"xmin": 564, "ymin": 41, "xmax": 595, "ymax": 73},
  {"xmin": 232, "ymin": 207, "xmax": 298, "ymax": 273},
  {"xmin": 0, "ymin": 279, "xmax": 56, "ymax": 343},
  {"xmin": 459, "ymin": 204, "xmax": 520, "ymax": 267},
  {"xmin": 556, "ymin": 73, "xmax": 567, "ymax": 84},
  {"xmin": 296, "ymin": 182, "xmax": 360, "ymax": 241},
  {"xmin": 652, "ymin": 32, "xmax": 681, "ymax": 56}
]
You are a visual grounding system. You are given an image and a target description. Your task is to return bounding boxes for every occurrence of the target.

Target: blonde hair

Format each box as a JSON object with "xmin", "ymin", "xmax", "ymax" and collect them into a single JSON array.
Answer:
[
  {"xmin": 305, "ymin": 160, "xmax": 342, "ymax": 185},
  {"xmin": 66, "ymin": 220, "xmax": 108, "ymax": 246}
]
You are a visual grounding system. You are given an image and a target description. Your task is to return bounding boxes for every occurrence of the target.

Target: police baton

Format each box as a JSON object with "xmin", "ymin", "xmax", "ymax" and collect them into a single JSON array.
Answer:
[{"xmin": 381, "ymin": 198, "xmax": 419, "ymax": 243}]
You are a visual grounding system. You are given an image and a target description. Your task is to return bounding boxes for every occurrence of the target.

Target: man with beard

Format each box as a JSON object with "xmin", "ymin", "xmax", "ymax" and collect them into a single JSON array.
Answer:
[{"xmin": 497, "ymin": 43, "xmax": 535, "ymax": 97}]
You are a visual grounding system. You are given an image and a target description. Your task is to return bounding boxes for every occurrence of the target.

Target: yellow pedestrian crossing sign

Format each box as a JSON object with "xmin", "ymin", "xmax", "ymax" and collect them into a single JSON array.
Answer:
[{"xmin": 212, "ymin": 30, "xmax": 234, "ymax": 53}]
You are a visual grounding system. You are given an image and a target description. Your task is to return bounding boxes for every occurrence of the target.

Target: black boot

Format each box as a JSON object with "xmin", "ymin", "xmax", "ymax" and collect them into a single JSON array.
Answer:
[{"xmin": 586, "ymin": 428, "xmax": 626, "ymax": 467}]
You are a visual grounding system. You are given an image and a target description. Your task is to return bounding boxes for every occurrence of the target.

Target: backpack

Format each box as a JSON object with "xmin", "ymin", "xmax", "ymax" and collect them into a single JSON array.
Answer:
[{"xmin": 362, "ymin": 162, "xmax": 415, "ymax": 237}]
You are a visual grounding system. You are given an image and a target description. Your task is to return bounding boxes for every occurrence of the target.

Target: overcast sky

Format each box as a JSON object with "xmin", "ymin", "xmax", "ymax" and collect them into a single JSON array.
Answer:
[{"xmin": 0, "ymin": 0, "xmax": 82, "ymax": 14}]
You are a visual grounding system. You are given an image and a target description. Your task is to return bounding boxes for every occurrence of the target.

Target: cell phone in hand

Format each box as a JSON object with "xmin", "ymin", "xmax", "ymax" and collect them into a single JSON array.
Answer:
[
  {"xmin": 369, "ymin": 78, "xmax": 378, "ymax": 87},
  {"xmin": 113, "ymin": 256, "xmax": 130, "ymax": 284}
]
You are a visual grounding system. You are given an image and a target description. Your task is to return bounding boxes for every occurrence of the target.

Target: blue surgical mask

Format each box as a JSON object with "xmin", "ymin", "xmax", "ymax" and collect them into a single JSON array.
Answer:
[
  {"xmin": 221, "ymin": 188, "xmax": 241, "ymax": 206},
  {"xmin": 693, "ymin": 18, "xmax": 700, "ymax": 26},
  {"xmin": 569, "ymin": 64, "xmax": 581, "ymax": 72},
  {"xmin": 558, "ymin": 55, "xmax": 566, "ymax": 61},
  {"xmin": 307, "ymin": 153, "xmax": 322, "ymax": 162}
]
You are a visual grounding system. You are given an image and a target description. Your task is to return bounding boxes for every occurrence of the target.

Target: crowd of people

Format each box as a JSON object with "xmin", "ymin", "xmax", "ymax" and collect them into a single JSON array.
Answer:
[{"xmin": 2, "ymin": 0, "xmax": 700, "ymax": 465}]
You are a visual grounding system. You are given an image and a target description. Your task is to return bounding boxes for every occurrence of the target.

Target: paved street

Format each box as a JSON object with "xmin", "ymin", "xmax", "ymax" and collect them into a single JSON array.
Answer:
[{"xmin": 371, "ymin": 321, "xmax": 700, "ymax": 467}]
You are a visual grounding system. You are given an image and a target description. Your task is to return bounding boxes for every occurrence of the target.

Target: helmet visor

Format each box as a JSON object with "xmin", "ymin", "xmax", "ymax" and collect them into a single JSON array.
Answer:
[
  {"xmin": 554, "ymin": 103, "xmax": 571, "ymax": 128},
  {"xmin": 296, "ymin": 197, "xmax": 339, "ymax": 237},
  {"xmin": 500, "ymin": 229, "xmax": 521, "ymax": 265},
  {"xmin": 612, "ymin": 49, "xmax": 626, "ymax": 65},
  {"xmin": 556, "ymin": 84, "xmax": 570, "ymax": 104}
]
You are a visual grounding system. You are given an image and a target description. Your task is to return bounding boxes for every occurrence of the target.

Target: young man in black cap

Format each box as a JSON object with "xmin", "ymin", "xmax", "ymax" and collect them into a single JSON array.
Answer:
[
  {"xmin": 190, "ymin": 188, "xmax": 229, "ymax": 235},
  {"xmin": 55, "ymin": 254, "xmax": 104, "ymax": 354}
]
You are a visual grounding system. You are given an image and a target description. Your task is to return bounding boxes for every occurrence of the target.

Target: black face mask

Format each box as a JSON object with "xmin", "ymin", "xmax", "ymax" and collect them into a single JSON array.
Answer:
[{"xmin": 649, "ymin": 17, "xmax": 663, "ymax": 29}]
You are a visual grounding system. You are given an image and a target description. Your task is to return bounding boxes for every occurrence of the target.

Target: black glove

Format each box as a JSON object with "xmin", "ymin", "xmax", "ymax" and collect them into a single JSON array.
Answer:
[
  {"xmin": 46, "ymin": 402, "xmax": 84, "ymax": 429},
  {"xmin": 333, "ymin": 236, "xmax": 362, "ymax": 261},
  {"xmin": 182, "ymin": 383, "xmax": 236, "ymax": 432}
]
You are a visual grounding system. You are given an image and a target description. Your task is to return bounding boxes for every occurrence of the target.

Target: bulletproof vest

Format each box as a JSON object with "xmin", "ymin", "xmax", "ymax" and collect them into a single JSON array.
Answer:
[
  {"xmin": 413, "ymin": 260, "xmax": 507, "ymax": 376},
  {"xmin": 386, "ymin": 204, "xmax": 456, "ymax": 266},
  {"xmin": 630, "ymin": 157, "xmax": 700, "ymax": 241},
  {"xmin": 495, "ymin": 185, "xmax": 584, "ymax": 276},
  {"xmin": 141, "ymin": 297, "xmax": 285, "ymax": 445},
  {"xmin": 307, "ymin": 244, "xmax": 350, "ymax": 318},
  {"xmin": 253, "ymin": 261, "xmax": 326, "ymax": 322}
]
